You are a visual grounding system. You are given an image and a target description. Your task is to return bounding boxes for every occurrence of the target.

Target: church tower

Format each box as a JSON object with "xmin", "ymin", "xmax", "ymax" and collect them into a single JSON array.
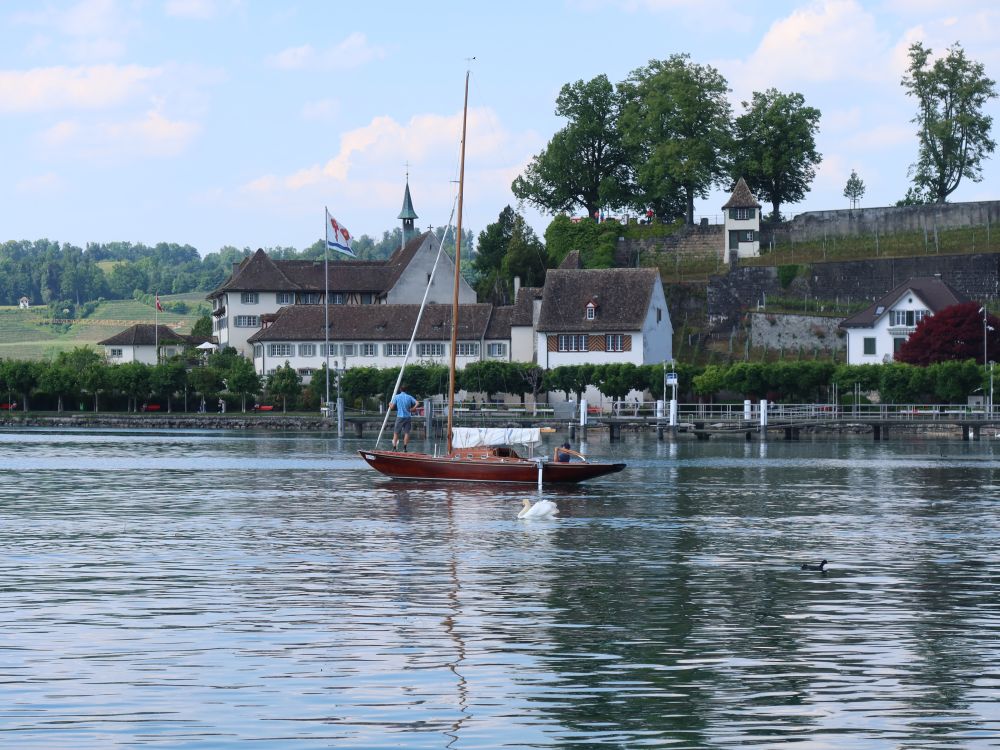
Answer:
[{"xmin": 397, "ymin": 174, "xmax": 418, "ymax": 249}]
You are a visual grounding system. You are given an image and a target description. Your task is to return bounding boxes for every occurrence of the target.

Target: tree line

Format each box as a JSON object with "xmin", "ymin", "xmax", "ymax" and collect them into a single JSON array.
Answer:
[
  {"xmin": 0, "ymin": 225, "xmax": 474, "ymax": 309},
  {"xmin": 513, "ymin": 43, "xmax": 995, "ymax": 224},
  {"xmin": 2, "ymin": 353, "xmax": 993, "ymax": 417}
]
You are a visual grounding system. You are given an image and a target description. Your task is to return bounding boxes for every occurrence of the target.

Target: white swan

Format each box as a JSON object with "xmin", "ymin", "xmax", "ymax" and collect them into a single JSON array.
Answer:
[{"xmin": 518, "ymin": 498, "xmax": 558, "ymax": 520}]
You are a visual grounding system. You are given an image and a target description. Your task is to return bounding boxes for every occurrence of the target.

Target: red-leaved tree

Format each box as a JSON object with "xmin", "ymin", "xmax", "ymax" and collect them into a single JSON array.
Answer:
[{"xmin": 896, "ymin": 301, "xmax": 1000, "ymax": 365}]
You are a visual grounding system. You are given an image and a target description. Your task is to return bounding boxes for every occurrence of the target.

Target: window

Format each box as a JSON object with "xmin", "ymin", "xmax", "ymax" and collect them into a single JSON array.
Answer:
[
  {"xmin": 268, "ymin": 343, "xmax": 293, "ymax": 357},
  {"xmin": 299, "ymin": 343, "xmax": 316, "ymax": 357},
  {"xmin": 863, "ymin": 337, "xmax": 876, "ymax": 356},
  {"xmin": 586, "ymin": 306, "xmax": 596, "ymax": 320},
  {"xmin": 893, "ymin": 337, "xmax": 906, "ymax": 354},
  {"xmin": 234, "ymin": 315, "xmax": 259, "ymax": 327},
  {"xmin": 276, "ymin": 292, "xmax": 294, "ymax": 305},
  {"xmin": 384, "ymin": 343, "xmax": 407, "ymax": 357},
  {"xmin": 241, "ymin": 292, "xmax": 258, "ymax": 304},
  {"xmin": 742, "ymin": 230, "xmax": 755, "ymax": 242},
  {"xmin": 301, "ymin": 292, "xmax": 320, "ymax": 304},
  {"xmin": 297, "ymin": 368, "xmax": 315, "ymax": 376},
  {"xmin": 892, "ymin": 309, "xmax": 928, "ymax": 327},
  {"xmin": 605, "ymin": 334, "xmax": 625, "ymax": 352},
  {"xmin": 487, "ymin": 342, "xmax": 507, "ymax": 358},
  {"xmin": 558, "ymin": 334, "xmax": 588, "ymax": 352},
  {"xmin": 730, "ymin": 207, "xmax": 755, "ymax": 220},
  {"xmin": 457, "ymin": 342, "xmax": 479, "ymax": 357},
  {"xmin": 656, "ymin": 308, "xmax": 662, "ymax": 323},
  {"xmin": 418, "ymin": 343, "xmax": 445, "ymax": 358},
  {"xmin": 254, "ymin": 344, "xmax": 262, "ymax": 358},
  {"xmin": 330, "ymin": 293, "xmax": 345, "ymax": 305},
  {"xmin": 109, "ymin": 348, "xmax": 123, "ymax": 358},
  {"xmin": 358, "ymin": 343, "xmax": 374, "ymax": 357},
  {"xmin": 361, "ymin": 293, "xmax": 374, "ymax": 304},
  {"xmin": 319, "ymin": 344, "xmax": 338, "ymax": 357}
]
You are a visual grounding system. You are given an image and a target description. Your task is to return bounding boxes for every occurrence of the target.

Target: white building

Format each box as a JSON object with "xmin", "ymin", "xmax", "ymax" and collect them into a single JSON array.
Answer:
[
  {"xmin": 722, "ymin": 177, "xmax": 762, "ymax": 259},
  {"xmin": 839, "ymin": 276, "xmax": 967, "ymax": 364},
  {"xmin": 97, "ymin": 324, "xmax": 203, "ymax": 365},
  {"xmin": 534, "ymin": 256, "xmax": 672, "ymax": 369},
  {"xmin": 247, "ymin": 303, "xmax": 511, "ymax": 379},
  {"xmin": 208, "ymin": 230, "xmax": 475, "ymax": 358}
]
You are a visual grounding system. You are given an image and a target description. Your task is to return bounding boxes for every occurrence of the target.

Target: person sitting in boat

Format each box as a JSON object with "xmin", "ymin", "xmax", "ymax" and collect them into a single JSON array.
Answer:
[
  {"xmin": 555, "ymin": 442, "xmax": 584, "ymax": 463},
  {"xmin": 390, "ymin": 384, "xmax": 418, "ymax": 452}
]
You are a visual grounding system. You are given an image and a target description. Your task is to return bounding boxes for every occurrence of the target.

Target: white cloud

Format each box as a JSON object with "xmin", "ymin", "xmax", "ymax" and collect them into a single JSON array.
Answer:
[
  {"xmin": 34, "ymin": 105, "xmax": 200, "ymax": 160},
  {"xmin": 164, "ymin": 0, "xmax": 227, "ymax": 20},
  {"xmin": 266, "ymin": 32, "xmax": 385, "ymax": 71},
  {"xmin": 12, "ymin": 0, "xmax": 139, "ymax": 61},
  {"xmin": 720, "ymin": 0, "xmax": 890, "ymax": 97},
  {"xmin": 0, "ymin": 64, "xmax": 161, "ymax": 113},
  {"xmin": 844, "ymin": 124, "xmax": 913, "ymax": 151},
  {"xmin": 241, "ymin": 107, "xmax": 516, "ymax": 196}
]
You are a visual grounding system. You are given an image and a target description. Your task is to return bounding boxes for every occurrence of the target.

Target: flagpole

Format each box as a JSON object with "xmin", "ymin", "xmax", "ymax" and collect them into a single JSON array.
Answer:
[
  {"xmin": 324, "ymin": 208, "xmax": 331, "ymax": 412},
  {"xmin": 154, "ymin": 290, "xmax": 159, "ymax": 365}
]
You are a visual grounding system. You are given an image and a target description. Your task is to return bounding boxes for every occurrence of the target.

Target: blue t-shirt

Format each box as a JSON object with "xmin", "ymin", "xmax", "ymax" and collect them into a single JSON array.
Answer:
[{"xmin": 392, "ymin": 392, "xmax": 417, "ymax": 418}]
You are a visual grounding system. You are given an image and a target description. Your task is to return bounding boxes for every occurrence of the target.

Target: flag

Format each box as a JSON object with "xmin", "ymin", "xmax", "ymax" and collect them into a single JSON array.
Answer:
[
  {"xmin": 325, "ymin": 208, "xmax": 356, "ymax": 257},
  {"xmin": 155, "ymin": 294, "xmax": 163, "ymax": 312}
]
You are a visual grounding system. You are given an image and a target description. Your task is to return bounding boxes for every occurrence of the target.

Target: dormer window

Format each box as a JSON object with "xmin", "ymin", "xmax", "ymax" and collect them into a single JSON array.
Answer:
[{"xmin": 585, "ymin": 300, "xmax": 597, "ymax": 320}]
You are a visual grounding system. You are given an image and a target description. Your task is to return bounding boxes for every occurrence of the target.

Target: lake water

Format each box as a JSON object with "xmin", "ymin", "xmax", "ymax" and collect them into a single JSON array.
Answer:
[{"xmin": 1, "ymin": 427, "xmax": 999, "ymax": 749}]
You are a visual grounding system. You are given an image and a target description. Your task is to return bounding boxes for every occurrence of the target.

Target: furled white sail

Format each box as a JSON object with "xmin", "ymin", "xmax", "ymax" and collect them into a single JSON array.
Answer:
[{"xmin": 451, "ymin": 427, "xmax": 541, "ymax": 449}]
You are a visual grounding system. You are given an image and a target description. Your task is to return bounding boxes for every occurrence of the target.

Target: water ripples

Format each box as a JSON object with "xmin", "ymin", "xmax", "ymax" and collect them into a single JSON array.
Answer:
[{"xmin": 1, "ymin": 428, "xmax": 999, "ymax": 747}]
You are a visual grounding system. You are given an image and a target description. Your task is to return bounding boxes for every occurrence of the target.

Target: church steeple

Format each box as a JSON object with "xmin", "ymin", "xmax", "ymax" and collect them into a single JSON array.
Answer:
[{"xmin": 397, "ymin": 171, "xmax": 418, "ymax": 247}]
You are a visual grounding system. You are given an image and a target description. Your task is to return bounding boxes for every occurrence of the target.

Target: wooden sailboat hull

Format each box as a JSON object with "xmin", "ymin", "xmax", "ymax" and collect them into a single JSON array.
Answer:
[{"xmin": 358, "ymin": 449, "xmax": 625, "ymax": 484}]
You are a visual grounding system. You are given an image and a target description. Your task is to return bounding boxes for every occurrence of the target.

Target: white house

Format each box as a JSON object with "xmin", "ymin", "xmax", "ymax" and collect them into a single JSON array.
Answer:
[
  {"xmin": 97, "ymin": 324, "xmax": 206, "ymax": 365},
  {"xmin": 208, "ymin": 230, "xmax": 475, "ymax": 358},
  {"xmin": 534, "ymin": 257, "xmax": 672, "ymax": 369},
  {"xmin": 247, "ymin": 303, "xmax": 511, "ymax": 380},
  {"xmin": 722, "ymin": 177, "xmax": 761, "ymax": 259},
  {"xmin": 839, "ymin": 276, "xmax": 967, "ymax": 364}
]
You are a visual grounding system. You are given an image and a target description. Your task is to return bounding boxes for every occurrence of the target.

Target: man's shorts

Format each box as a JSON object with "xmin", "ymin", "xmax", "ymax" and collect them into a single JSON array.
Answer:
[{"xmin": 394, "ymin": 417, "xmax": 412, "ymax": 435}]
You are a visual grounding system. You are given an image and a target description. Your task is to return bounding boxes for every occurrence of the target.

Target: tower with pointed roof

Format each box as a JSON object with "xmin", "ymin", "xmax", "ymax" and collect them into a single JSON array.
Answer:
[
  {"xmin": 722, "ymin": 177, "xmax": 762, "ymax": 259},
  {"xmin": 397, "ymin": 174, "xmax": 418, "ymax": 249}
]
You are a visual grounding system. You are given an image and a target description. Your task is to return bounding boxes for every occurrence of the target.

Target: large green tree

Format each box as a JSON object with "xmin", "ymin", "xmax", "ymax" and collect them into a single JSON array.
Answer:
[
  {"xmin": 472, "ymin": 206, "xmax": 517, "ymax": 303},
  {"xmin": 730, "ymin": 88, "xmax": 821, "ymax": 221},
  {"xmin": 902, "ymin": 41, "xmax": 997, "ymax": 203},
  {"xmin": 512, "ymin": 75, "xmax": 630, "ymax": 219},
  {"xmin": 619, "ymin": 54, "xmax": 733, "ymax": 225}
]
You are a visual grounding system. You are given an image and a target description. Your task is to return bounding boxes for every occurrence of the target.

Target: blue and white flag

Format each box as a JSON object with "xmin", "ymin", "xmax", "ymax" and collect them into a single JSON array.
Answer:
[{"xmin": 325, "ymin": 208, "xmax": 355, "ymax": 257}]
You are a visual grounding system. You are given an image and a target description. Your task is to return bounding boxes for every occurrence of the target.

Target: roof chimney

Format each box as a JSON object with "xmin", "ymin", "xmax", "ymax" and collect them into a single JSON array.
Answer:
[{"xmin": 513, "ymin": 276, "xmax": 521, "ymax": 302}]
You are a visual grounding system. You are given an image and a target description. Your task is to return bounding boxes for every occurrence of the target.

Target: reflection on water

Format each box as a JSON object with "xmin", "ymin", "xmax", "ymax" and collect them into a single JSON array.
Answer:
[{"xmin": 1, "ymin": 428, "xmax": 999, "ymax": 748}]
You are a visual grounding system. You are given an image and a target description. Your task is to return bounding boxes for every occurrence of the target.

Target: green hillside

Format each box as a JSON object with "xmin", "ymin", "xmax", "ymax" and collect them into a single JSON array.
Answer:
[{"xmin": 0, "ymin": 293, "xmax": 210, "ymax": 361}]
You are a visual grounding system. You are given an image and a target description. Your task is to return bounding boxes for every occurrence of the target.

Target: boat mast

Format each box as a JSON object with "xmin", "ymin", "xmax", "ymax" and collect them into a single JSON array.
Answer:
[{"xmin": 446, "ymin": 71, "xmax": 470, "ymax": 455}]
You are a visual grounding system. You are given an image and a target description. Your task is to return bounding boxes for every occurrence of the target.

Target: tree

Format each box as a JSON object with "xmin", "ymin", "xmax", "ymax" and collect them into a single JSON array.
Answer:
[
  {"xmin": 902, "ymin": 41, "xmax": 997, "ymax": 203},
  {"xmin": 896, "ymin": 302, "xmax": 1000, "ymax": 365},
  {"xmin": 472, "ymin": 206, "xmax": 517, "ymax": 303},
  {"xmin": 149, "ymin": 360, "xmax": 188, "ymax": 412},
  {"xmin": 225, "ymin": 356, "xmax": 261, "ymax": 412},
  {"xmin": 187, "ymin": 365, "xmax": 223, "ymax": 412},
  {"xmin": 844, "ymin": 169, "xmax": 866, "ymax": 209},
  {"xmin": 0, "ymin": 359, "xmax": 41, "ymax": 410},
  {"xmin": 543, "ymin": 365, "xmax": 594, "ymax": 403},
  {"xmin": 80, "ymin": 362, "xmax": 109, "ymax": 412},
  {"xmin": 36, "ymin": 361, "xmax": 79, "ymax": 412},
  {"xmin": 502, "ymin": 215, "xmax": 547, "ymax": 293},
  {"xmin": 620, "ymin": 54, "xmax": 732, "ymax": 225},
  {"xmin": 511, "ymin": 75, "xmax": 630, "ymax": 219},
  {"xmin": 110, "ymin": 362, "xmax": 151, "ymax": 412},
  {"xmin": 730, "ymin": 88, "xmax": 821, "ymax": 222},
  {"xmin": 191, "ymin": 314, "xmax": 213, "ymax": 338},
  {"xmin": 268, "ymin": 361, "xmax": 302, "ymax": 413}
]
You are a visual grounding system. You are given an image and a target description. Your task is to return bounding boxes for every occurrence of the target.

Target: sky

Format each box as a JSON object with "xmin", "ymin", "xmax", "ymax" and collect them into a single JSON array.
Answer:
[{"xmin": 3, "ymin": 0, "xmax": 1000, "ymax": 257}]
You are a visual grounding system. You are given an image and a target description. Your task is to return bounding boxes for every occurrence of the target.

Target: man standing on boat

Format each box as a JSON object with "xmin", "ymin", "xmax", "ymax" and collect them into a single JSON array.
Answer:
[{"xmin": 390, "ymin": 385, "xmax": 418, "ymax": 452}]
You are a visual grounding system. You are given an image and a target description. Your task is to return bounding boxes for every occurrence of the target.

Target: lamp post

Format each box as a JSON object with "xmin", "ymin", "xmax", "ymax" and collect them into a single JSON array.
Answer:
[{"xmin": 991, "ymin": 361, "xmax": 995, "ymax": 415}]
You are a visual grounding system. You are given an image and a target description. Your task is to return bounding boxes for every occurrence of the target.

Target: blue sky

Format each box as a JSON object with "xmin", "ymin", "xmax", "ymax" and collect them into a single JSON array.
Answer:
[{"xmin": 2, "ymin": 0, "xmax": 999, "ymax": 256}]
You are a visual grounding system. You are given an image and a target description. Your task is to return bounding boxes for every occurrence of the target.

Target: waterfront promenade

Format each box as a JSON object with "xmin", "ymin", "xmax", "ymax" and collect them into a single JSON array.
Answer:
[{"xmin": 5, "ymin": 401, "xmax": 1000, "ymax": 441}]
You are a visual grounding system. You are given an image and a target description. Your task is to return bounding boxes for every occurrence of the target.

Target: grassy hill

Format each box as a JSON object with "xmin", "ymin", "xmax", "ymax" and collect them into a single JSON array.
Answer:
[{"xmin": 0, "ymin": 293, "xmax": 210, "ymax": 361}]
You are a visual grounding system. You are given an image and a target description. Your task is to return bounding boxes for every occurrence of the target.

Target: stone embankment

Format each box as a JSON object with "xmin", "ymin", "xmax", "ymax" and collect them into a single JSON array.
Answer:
[{"xmin": 0, "ymin": 414, "xmax": 333, "ymax": 430}]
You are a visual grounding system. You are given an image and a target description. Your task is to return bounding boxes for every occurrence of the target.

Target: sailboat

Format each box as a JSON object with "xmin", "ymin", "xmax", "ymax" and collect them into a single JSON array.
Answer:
[{"xmin": 358, "ymin": 72, "xmax": 625, "ymax": 485}]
